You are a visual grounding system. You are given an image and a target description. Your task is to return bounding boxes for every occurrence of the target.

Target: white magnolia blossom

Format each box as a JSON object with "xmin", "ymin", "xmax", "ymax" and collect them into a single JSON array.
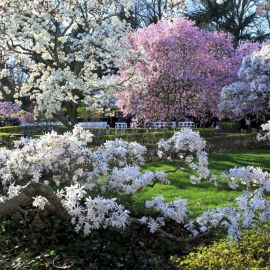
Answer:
[
  {"xmin": 58, "ymin": 184, "xmax": 129, "ymax": 236},
  {"xmin": 187, "ymin": 189, "xmax": 270, "ymax": 239},
  {"xmin": 0, "ymin": 0, "xmax": 144, "ymax": 126},
  {"xmin": 219, "ymin": 44, "xmax": 270, "ymax": 117},
  {"xmin": 139, "ymin": 216, "xmax": 165, "ymax": 233},
  {"xmin": 32, "ymin": 196, "xmax": 48, "ymax": 210},
  {"xmin": 158, "ymin": 128, "xmax": 215, "ymax": 184},
  {"xmin": 239, "ymin": 44, "xmax": 270, "ymax": 106},
  {"xmin": 145, "ymin": 195, "xmax": 187, "ymax": 224},
  {"xmin": 221, "ymin": 166, "xmax": 270, "ymax": 191},
  {"xmin": 107, "ymin": 167, "xmax": 168, "ymax": 194},
  {"xmin": 257, "ymin": 120, "xmax": 270, "ymax": 142},
  {"xmin": 218, "ymin": 81, "xmax": 263, "ymax": 117},
  {"xmin": 95, "ymin": 139, "xmax": 147, "ymax": 167}
]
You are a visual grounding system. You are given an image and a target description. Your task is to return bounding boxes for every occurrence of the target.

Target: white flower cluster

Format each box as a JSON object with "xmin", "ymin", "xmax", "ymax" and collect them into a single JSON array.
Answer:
[
  {"xmin": 95, "ymin": 139, "xmax": 147, "ymax": 168},
  {"xmin": 32, "ymin": 196, "xmax": 48, "ymax": 210},
  {"xmin": 0, "ymin": 125, "xmax": 93, "ymax": 187},
  {"xmin": 187, "ymin": 188, "xmax": 270, "ymax": 239},
  {"xmin": 219, "ymin": 44, "xmax": 270, "ymax": 117},
  {"xmin": 145, "ymin": 195, "xmax": 187, "ymax": 224},
  {"xmin": 139, "ymin": 216, "xmax": 165, "ymax": 233},
  {"xmin": 219, "ymin": 81, "xmax": 258, "ymax": 117},
  {"xmin": 58, "ymin": 184, "xmax": 129, "ymax": 236},
  {"xmin": 257, "ymin": 120, "xmax": 270, "ymax": 142},
  {"xmin": 158, "ymin": 129, "xmax": 215, "ymax": 184},
  {"xmin": 107, "ymin": 167, "xmax": 168, "ymax": 194},
  {"xmin": 222, "ymin": 166, "xmax": 270, "ymax": 191},
  {"xmin": 138, "ymin": 195, "xmax": 187, "ymax": 233}
]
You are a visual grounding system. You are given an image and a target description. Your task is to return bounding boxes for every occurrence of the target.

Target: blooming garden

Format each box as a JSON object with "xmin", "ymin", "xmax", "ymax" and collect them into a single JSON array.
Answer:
[{"xmin": 0, "ymin": 0, "xmax": 270, "ymax": 269}]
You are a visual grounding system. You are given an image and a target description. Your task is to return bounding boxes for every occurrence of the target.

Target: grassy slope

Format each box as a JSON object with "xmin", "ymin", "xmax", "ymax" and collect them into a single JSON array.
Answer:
[{"xmin": 133, "ymin": 150, "xmax": 270, "ymax": 218}]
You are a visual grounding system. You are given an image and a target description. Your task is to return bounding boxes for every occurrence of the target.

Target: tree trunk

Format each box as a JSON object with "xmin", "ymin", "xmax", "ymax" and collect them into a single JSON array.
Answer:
[{"xmin": 0, "ymin": 182, "xmax": 69, "ymax": 220}]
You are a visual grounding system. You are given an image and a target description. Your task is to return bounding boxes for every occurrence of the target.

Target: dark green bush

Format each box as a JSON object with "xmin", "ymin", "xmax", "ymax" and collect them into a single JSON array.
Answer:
[
  {"xmin": 206, "ymin": 133, "xmax": 263, "ymax": 153},
  {"xmin": 0, "ymin": 125, "xmax": 222, "ymax": 136},
  {"xmin": 0, "ymin": 125, "xmax": 68, "ymax": 135},
  {"xmin": 218, "ymin": 121, "xmax": 240, "ymax": 132},
  {"xmin": 178, "ymin": 227, "xmax": 270, "ymax": 270}
]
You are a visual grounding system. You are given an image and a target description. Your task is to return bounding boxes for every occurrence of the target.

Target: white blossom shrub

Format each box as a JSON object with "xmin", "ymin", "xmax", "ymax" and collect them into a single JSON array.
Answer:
[
  {"xmin": 158, "ymin": 128, "xmax": 215, "ymax": 184},
  {"xmin": 0, "ymin": 126, "xmax": 270, "ymax": 242}
]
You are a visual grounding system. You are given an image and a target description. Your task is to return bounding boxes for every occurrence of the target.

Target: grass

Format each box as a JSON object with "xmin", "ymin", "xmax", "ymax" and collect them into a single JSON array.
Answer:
[{"xmin": 132, "ymin": 150, "xmax": 270, "ymax": 218}]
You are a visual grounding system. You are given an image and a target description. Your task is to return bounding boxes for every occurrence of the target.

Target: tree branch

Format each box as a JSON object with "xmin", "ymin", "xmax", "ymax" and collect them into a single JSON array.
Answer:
[
  {"xmin": 129, "ymin": 216, "xmax": 231, "ymax": 244},
  {"xmin": 0, "ymin": 182, "xmax": 69, "ymax": 220}
]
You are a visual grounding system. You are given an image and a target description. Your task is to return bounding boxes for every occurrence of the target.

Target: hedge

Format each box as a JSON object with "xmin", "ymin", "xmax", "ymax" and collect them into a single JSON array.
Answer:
[
  {"xmin": 0, "ymin": 125, "xmax": 223, "ymax": 136},
  {"xmin": 1, "ymin": 130, "xmax": 268, "ymax": 157},
  {"xmin": 217, "ymin": 121, "xmax": 240, "ymax": 132}
]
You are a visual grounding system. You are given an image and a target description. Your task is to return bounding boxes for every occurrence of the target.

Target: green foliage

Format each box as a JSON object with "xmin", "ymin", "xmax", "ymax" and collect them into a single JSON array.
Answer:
[
  {"xmin": 0, "ymin": 125, "xmax": 68, "ymax": 135},
  {"xmin": 217, "ymin": 121, "xmax": 240, "ymax": 132},
  {"xmin": 206, "ymin": 133, "xmax": 263, "ymax": 153},
  {"xmin": 178, "ymin": 227, "xmax": 270, "ymax": 270}
]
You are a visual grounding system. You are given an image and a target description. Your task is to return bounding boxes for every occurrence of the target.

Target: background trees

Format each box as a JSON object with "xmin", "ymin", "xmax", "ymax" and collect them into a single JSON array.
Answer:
[
  {"xmin": 117, "ymin": 17, "xmax": 258, "ymax": 122},
  {"xmin": 187, "ymin": 0, "xmax": 270, "ymax": 44}
]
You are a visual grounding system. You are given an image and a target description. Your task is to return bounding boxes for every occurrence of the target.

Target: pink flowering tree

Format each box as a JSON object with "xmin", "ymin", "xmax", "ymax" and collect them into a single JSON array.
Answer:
[
  {"xmin": 0, "ymin": 101, "xmax": 34, "ymax": 123},
  {"xmin": 117, "ymin": 18, "xmax": 258, "ymax": 122}
]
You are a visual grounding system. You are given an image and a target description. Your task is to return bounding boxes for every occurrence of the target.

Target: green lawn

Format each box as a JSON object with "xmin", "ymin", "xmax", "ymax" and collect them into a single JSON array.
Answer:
[{"xmin": 132, "ymin": 150, "xmax": 270, "ymax": 218}]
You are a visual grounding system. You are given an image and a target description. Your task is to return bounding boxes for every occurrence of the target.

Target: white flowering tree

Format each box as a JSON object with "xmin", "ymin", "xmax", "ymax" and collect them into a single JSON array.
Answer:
[
  {"xmin": 219, "ymin": 44, "xmax": 270, "ymax": 118},
  {"xmin": 0, "ymin": 126, "xmax": 269, "ymax": 243},
  {"xmin": 0, "ymin": 0, "xmax": 142, "ymax": 128}
]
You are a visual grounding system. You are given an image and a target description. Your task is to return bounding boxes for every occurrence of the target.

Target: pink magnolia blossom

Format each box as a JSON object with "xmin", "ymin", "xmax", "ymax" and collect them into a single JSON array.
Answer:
[
  {"xmin": 118, "ymin": 18, "xmax": 259, "ymax": 121},
  {"xmin": 0, "ymin": 101, "xmax": 34, "ymax": 123}
]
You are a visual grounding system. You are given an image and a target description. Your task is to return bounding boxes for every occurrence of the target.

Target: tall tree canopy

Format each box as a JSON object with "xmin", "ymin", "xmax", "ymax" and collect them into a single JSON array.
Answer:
[
  {"xmin": 186, "ymin": 0, "xmax": 270, "ymax": 44},
  {"xmin": 0, "ymin": 0, "xmax": 141, "ymax": 128},
  {"xmin": 117, "ymin": 17, "xmax": 258, "ymax": 122}
]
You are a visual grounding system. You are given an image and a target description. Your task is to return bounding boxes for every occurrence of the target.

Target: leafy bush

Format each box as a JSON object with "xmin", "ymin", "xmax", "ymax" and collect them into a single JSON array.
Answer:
[
  {"xmin": 0, "ymin": 125, "xmax": 68, "ymax": 135},
  {"xmin": 178, "ymin": 227, "xmax": 270, "ymax": 270},
  {"xmin": 218, "ymin": 121, "xmax": 240, "ymax": 132},
  {"xmin": 0, "ymin": 218, "xmax": 180, "ymax": 270},
  {"xmin": 0, "ymin": 125, "xmax": 220, "ymax": 136},
  {"xmin": 206, "ymin": 133, "xmax": 263, "ymax": 153}
]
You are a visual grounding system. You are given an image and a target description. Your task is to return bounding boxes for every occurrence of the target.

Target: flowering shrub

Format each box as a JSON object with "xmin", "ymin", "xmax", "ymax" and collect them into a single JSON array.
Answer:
[
  {"xmin": 158, "ymin": 129, "xmax": 215, "ymax": 184},
  {"xmin": 0, "ymin": 126, "xmax": 269, "ymax": 243}
]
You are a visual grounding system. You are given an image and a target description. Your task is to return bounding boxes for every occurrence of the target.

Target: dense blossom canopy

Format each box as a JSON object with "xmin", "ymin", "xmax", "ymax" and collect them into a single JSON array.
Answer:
[
  {"xmin": 117, "ymin": 17, "xmax": 258, "ymax": 121},
  {"xmin": 219, "ymin": 44, "xmax": 270, "ymax": 118},
  {"xmin": 0, "ymin": 0, "xmax": 142, "ymax": 127}
]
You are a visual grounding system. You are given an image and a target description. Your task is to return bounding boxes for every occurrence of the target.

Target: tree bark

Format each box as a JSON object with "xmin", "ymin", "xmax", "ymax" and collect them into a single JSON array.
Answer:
[{"xmin": 0, "ymin": 182, "xmax": 69, "ymax": 220}]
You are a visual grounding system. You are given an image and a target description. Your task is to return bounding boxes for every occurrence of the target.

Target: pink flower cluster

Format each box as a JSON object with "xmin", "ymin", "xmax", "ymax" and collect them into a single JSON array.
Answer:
[
  {"xmin": 118, "ymin": 18, "xmax": 259, "ymax": 121},
  {"xmin": 0, "ymin": 101, "xmax": 34, "ymax": 123}
]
